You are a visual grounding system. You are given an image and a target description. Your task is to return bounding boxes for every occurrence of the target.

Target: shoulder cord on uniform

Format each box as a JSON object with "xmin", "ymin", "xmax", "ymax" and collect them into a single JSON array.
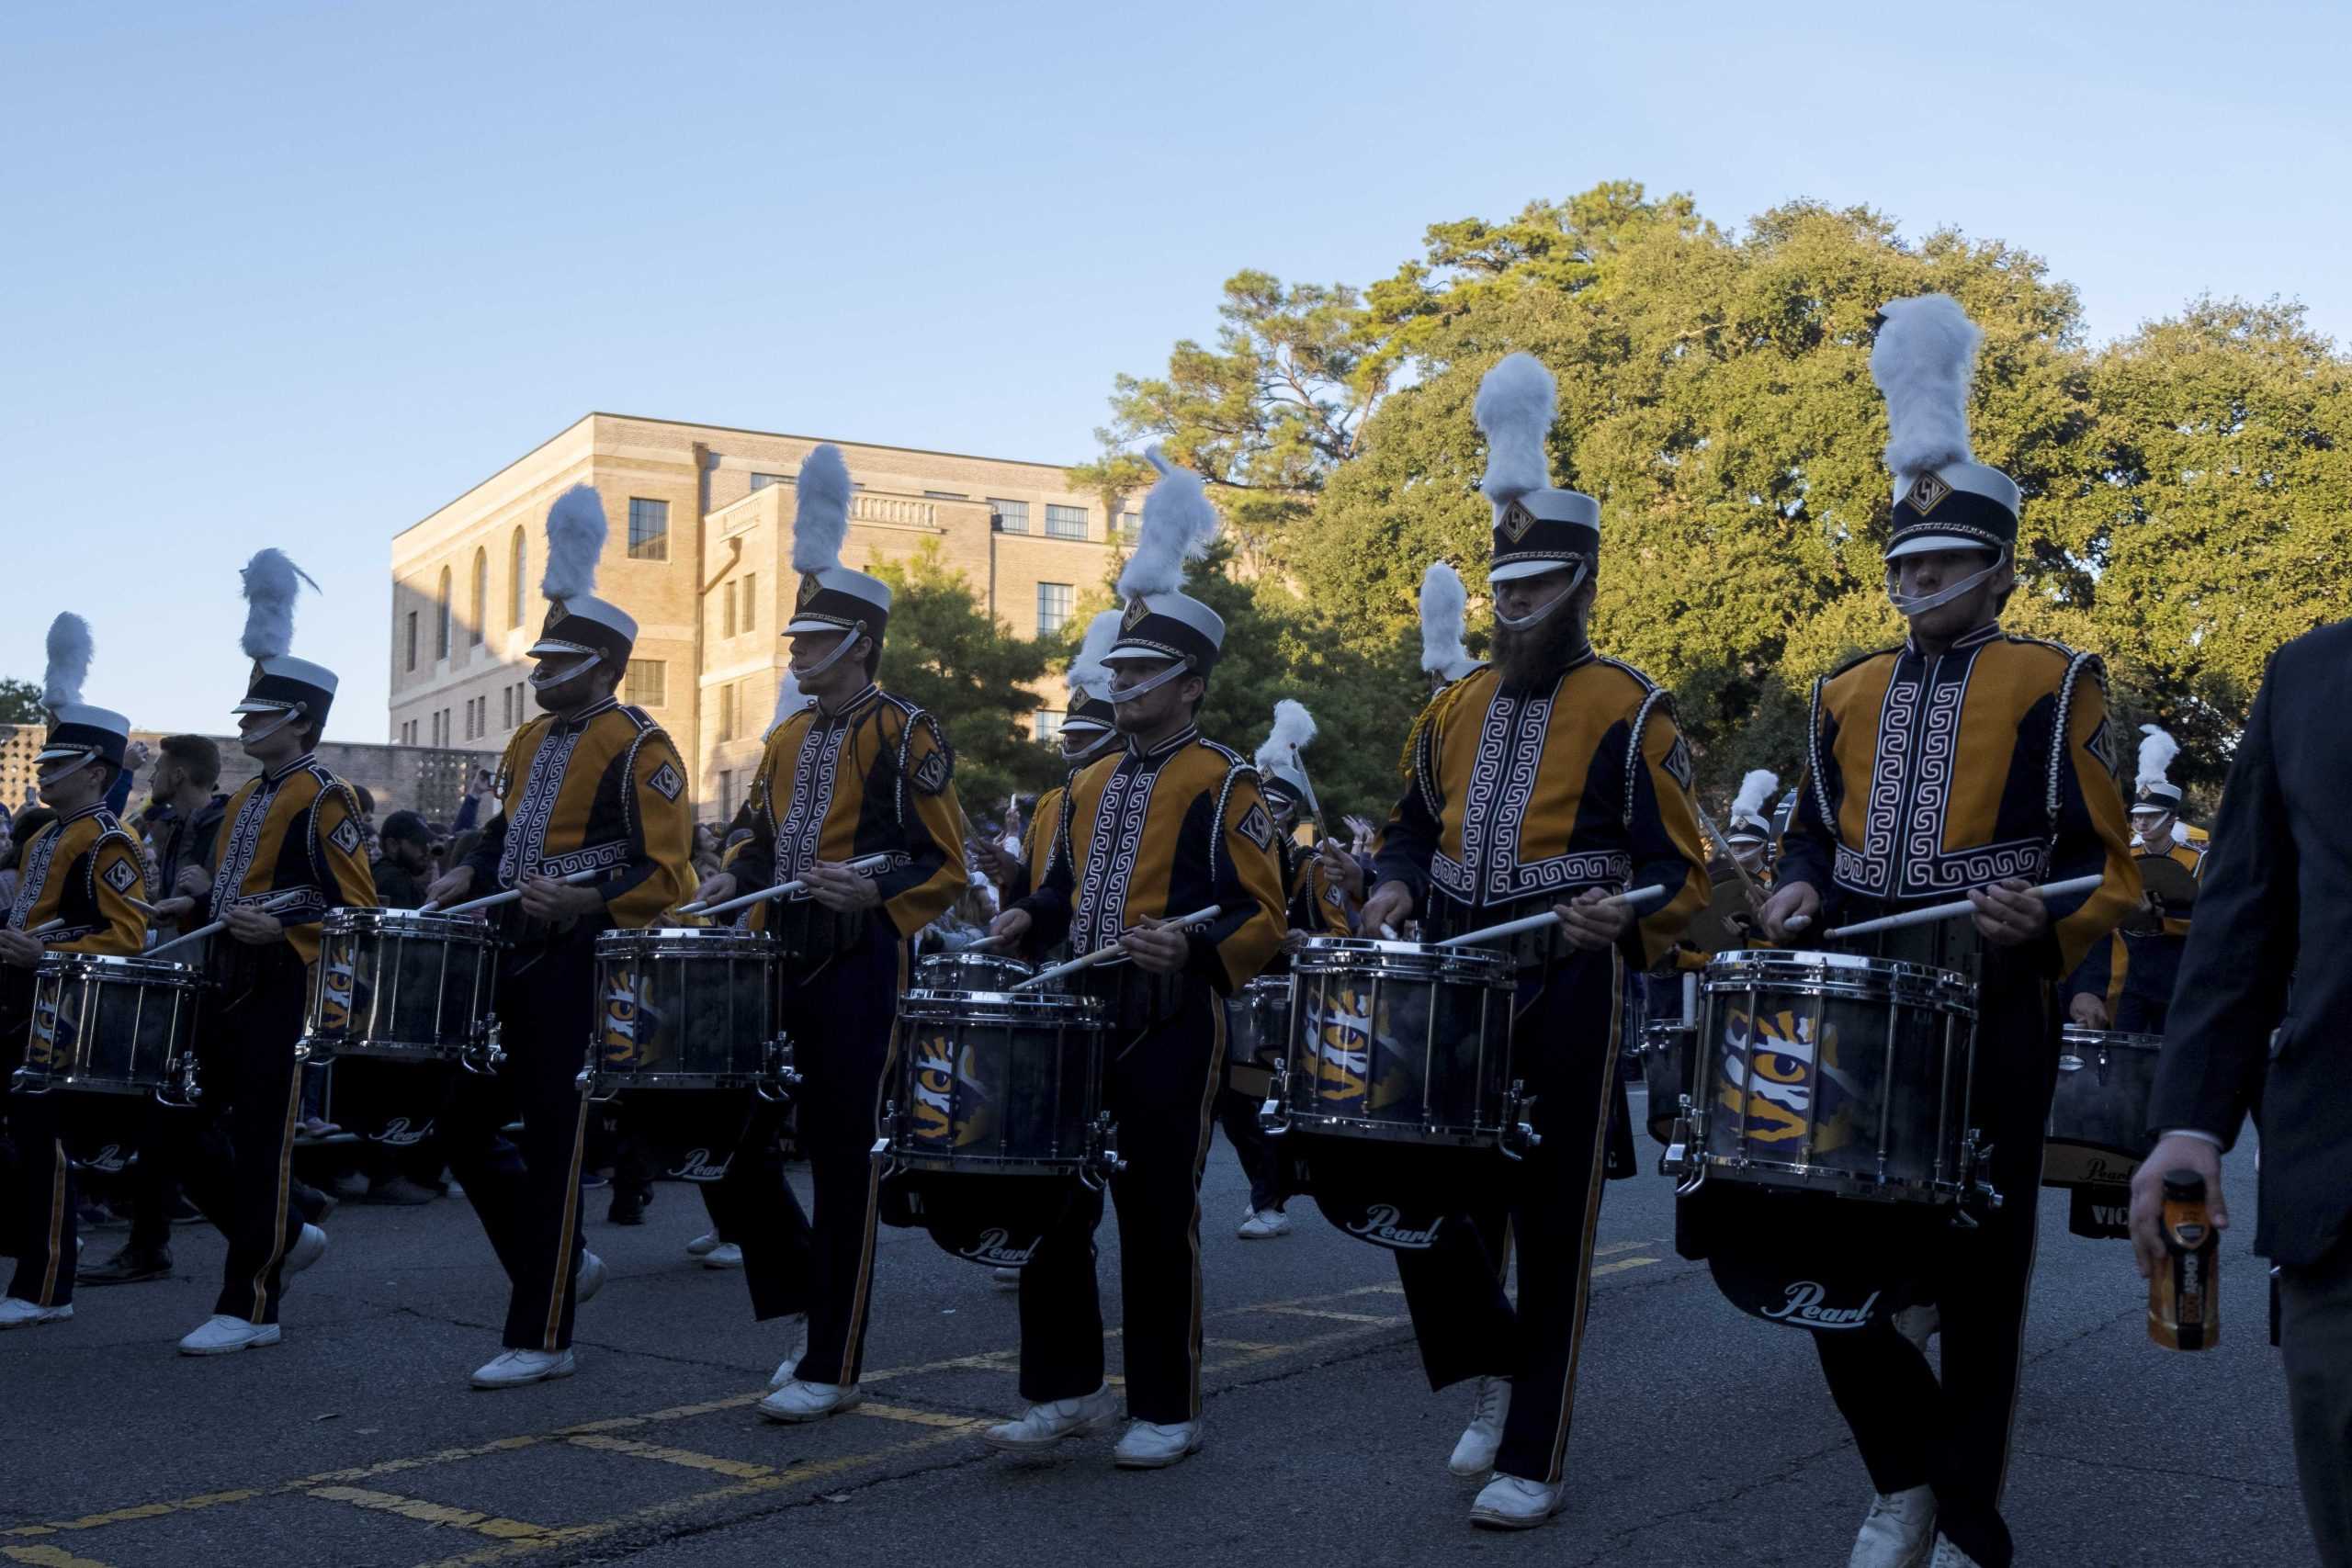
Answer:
[
  {"xmin": 618, "ymin": 727, "xmax": 651, "ymax": 844},
  {"xmin": 1804, "ymin": 673, "xmax": 1835, "ymax": 840},
  {"xmin": 2048, "ymin": 649, "xmax": 2105, "ymax": 850},
  {"xmin": 1622, "ymin": 685, "xmax": 1671, "ymax": 833},
  {"xmin": 1209, "ymin": 757, "xmax": 1254, "ymax": 888}
]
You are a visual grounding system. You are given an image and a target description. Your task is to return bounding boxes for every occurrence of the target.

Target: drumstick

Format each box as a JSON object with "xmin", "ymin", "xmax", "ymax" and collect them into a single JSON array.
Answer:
[
  {"xmin": 1011, "ymin": 906, "xmax": 1226, "ymax": 991},
  {"xmin": 1691, "ymin": 800, "xmax": 1762, "ymax": 901},
  {"xmin": 675, "ymin": 852, "xmax": 894, "ymax": 918},
  {"xmin": 437, "ymin": 866, "xmax": 605, "ymax": 918},
  {"xmin": 1435, "ymin": 885, "xmax": 1669, "ymax": 948},
  {"xmin": 147, "ymin": 889, "xmax": 311, "ymax": 956},
  {"xmin": 1821, "ymin": 874, "xmax": 2106, "ymax": 940}
]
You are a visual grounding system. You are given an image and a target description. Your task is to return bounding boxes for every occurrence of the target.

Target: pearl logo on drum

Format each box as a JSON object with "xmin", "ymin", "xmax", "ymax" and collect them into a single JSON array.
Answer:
[
  {"xmin": 1760, "ymin": 1280, "xmax": 1881, "ymax": 1329},
  {"xmin": 1345, "ymin": 1204, "xmax": 1444, "ymax": 1249},
  {"xmin": 665, "ymin": 1147, "xmax": 732, "ymax": 1183},
  {"xmin": 956, "ymin": 1229, "xmax": 1040, "ymax": 1267}
]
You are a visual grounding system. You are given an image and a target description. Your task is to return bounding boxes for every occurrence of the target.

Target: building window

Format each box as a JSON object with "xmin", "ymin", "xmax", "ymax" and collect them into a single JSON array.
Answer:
[
  {"xmin": 924, "ymin": 490, "xmax": 967, "ymax": 500},
  {"xmin": 1046, "ymin": 504, "xmax": 1088, "ymax": 540},
  {"xmin": 405, "ymin": 611, "xmax": 418, "ymax": 672},
  {"xmin": 501, "ymin": 685, "xmax": 512, "ymax": 729},
  {"xmin": 719, "ymin": 769, "xmax": 737, "ymax": 820},
  {"xmin": 1117, "ymin": 510, "xmax": 1140, "ymax": 537},
  {"xmin": 1035, "ymin": 581, "xmax": 1073, "ymax": 637},
  {"xmin": 509, "ymin": 527, "xmax": 527, "ymax": 628},
  {"xmin": 741, "ymin": 572, "xmax": 755, "ymax": 632},
  {"xmin": 991, "ymin": 499, "xmax": 1029, "ymax": 534},
  {"xmin": 469, "ymin": 548, "xmax": 487, "ymax": 648},
  {"xmin": 722, "ymin": 581, "xmax": 738, "ymax": 639},
  {"xmin": 1034, "ymin": 711, "xmax": 1066, "ymax": 743},
  {"xmin": 718, "ymin": 682, "xmax": 738, "ymax": 742},
  {"xmin": 435, "ymin": 568, "xmax": 452, "ymax": 660},
  {"xmin": 751, "ymin": 472, "xmax": 787, "ymax": 491},
  {"xmin": 625, "ymin": 660, "xmax": 667, "ymax": 707},
  {"xmin": 628, "ymin": 498, "xmax": 670, "ymax": 560}
]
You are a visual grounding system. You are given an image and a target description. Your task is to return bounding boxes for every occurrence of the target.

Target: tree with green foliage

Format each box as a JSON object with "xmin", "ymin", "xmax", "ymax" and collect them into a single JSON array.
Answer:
[
  {"xmin": 0, "ymin": 678, "xmax": 42, "ymax": 725},
  {"xmin": 868, "ymin": 540, "xmax": 1066, "ymax": 820}
]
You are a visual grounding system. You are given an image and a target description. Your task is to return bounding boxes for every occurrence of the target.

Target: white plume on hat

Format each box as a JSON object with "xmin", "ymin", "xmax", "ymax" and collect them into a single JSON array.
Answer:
[
  {"xmin": 1419, "ymin": 561, "xmax": 1476, "ymax": 677},
  {"xmin": 540, "ymin": 483, "xmax": 609, "ymax": 604},
  {"xmin": 1729, "ymin": 769, "xmax": 1780, "ymax": 833},
  {"xmin": 1871, "ymin": 294, "xmax": 1982, "ymax": 483},
  {"xmin": 1475, "ymin": 351, "xmax": 1557, "ymax": 508},
  {"xmin": 239, "ymin": 547, "xmax": 319, "ymax": 661},
  {"xmin": 42, "ymin": 612, "xmax": 91, "ymax": 710},
  {"xmin": 765, "ymin": 667, "xmax": 808, "ymax": 737},
  {"xmin": 1066, "ymin": 609, "xmax": 1121, "ymax": 702},
  {"xmin": 1117, "ymin": 447, "xmax": 1219, "ymax": 600},
  {"xmin": 1254, "ymin": 699, "xmax": 1317, "ymax": 778},
  {"xmin": 792, "ymin": 445, "xmax": 854, "ymax": 573},
  {"xmin": 2136, "ymin": 724, "xmax": 2180, "ymax": 795}
]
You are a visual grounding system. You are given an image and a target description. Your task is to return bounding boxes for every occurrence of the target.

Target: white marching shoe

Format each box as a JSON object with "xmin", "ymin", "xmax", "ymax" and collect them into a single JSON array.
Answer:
[
  {"xmin": 0, "ymin": 1297, "xmax": 72, "ymax": 1330},
  {"xmin": 684, "ymin": 1231, "xmax": 722, "ymax": 1258},
  {"xmin": 758, "ymin": 1378, "xmax": 862, "ymax": 1423},
  {"xmin": 1928, "ymin": 1538, "xmax": 1984, "ymax": 1568},
  {"xmin": 470, "ymin": 1348, "xmax": 577, "ymax": 1388},
  {"xmin": 1849, "ymin": 1484, "xmax": 1938, "ymax": 1568},
  {"xmin": 282, "ymin": 1224, "xmax": 328, "ymax": 1286},
  {"xmin": 766, "ymin": 1314, "xmax": 810, "ymax": 1389},
  {"xmin": 983, "ymin": 1385, "xmax": 1120, "ymax": 1452},
  {"xmin": 701, "ymin": 1243, "xmax": 744, "ymax": 1269},
  {"xmin": 1236, "ymin": 1206, "xmax": 1291, "ymax": 1239},
  {"xmin": 179, "ymin": 1315, "xmax": 282, "ymax": 1356},
  {"xmin": 1469, "ymin": 1473, "xmax": 1563, "ymax": 1529},
  {"xmin": 574, "ymin": 1251, "xmax": 607, "ymax": 1305},
  {"xmin": 1113, "ymin": 1417, "xmax": 1204, "ymax": 1469},
  {"xmin": 1447, "ymin": 1376, "xmax": 1511, "ymax": 1476}
]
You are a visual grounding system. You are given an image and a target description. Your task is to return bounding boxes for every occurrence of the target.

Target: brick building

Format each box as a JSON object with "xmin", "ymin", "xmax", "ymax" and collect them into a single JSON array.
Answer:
[{"xmin": 390, "ymin": 414, "xmax": 1125, "ymax": 821}]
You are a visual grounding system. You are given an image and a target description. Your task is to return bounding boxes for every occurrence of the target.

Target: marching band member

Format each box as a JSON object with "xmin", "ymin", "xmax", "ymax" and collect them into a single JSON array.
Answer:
[
  {"xmin": 984, "ymin": 450, "xmax": 1288, "ymax": 1470},
  {"xmin": 1721, "ymin": 769, "xmax": 1780, "ymax": 885},
  {"xmin": 976, "ymin": 610, "xmax": 1122, "ymax": 907},
  {"xmin": 1753, "ymin": 295, "xmax": 2138, "ymax": 1568},
  {"xmin": 142, "ymin": 557, "xmax": 371, "ymax": 1354},
  {"xmin": 1419, "ymin": 559, "xmax": 1484, "ymax": 695},
  {"xmin": 2066, "ymin": 725, "xmax": 2207, "ymax": 1032},
  {"xmin": 1357, "ymin": 354, "xmax": 1711, "ymax": 1529},
  {"xmin": 0, "ymin": 615, "xmax": 148, "ymax": 1330},
  {"xmin": 689, "ymin": 445, "xmax": 969, "ymax": 1424},
  {"xmin": 424, "ymin": 486, "xmax": 696, "ymax": 1388}
]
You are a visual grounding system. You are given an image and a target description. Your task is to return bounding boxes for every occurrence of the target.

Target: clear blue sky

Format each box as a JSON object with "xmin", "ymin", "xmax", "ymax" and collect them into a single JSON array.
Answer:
[{"xmin": 7, "ymin": 0, "xmax": 2345, "ymax": 742}]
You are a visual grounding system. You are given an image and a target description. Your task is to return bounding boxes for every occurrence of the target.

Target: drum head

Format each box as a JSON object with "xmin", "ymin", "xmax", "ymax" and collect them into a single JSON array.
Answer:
[{"xmin": 877, "ymin": 1168, "xmax": 1080, "ymax": 1271}]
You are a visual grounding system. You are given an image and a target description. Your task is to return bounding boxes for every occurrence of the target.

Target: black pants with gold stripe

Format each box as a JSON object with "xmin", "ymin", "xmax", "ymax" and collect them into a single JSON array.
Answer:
[
  {"xmin": 1809, "ymin": 969, "xmax": 2054, "ymax": 1568},
  {"xmin": 1394, "ymin": 947, "xmax": 1623, "ymax": 1485},
  {"xmin": 733, "ymin": 919, "xmax": 910, "ymax": 1386},
  {"xmin": 441, "ymin": 936, "xmax": 594, "ymax": 1353},
  {"xmin": 1016, "ymin": 980, "xmax": 1224, "ymax": 1426},
  {"xmin": 3, "ymin": 973, "xmax": 79, "ymax": 1309}
]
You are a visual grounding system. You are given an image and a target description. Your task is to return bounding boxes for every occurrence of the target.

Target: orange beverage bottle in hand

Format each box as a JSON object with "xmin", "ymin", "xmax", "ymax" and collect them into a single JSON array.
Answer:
[{"xmin": 2149, "ymin": 1170, "xmax": 2219, "ymax": 1351}]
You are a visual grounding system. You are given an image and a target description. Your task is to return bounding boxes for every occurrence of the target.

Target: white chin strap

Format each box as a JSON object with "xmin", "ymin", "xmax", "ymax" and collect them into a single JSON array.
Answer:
[
  {"xmin": 1063, "ymin": 728, "xmax": 1118, "ymax": 761},
  {"xmin": 1887, "ymin": 549, "xmax": 2007, "ymax": 618},
  {"xmin": 1107, "ymin": 658, "xmax": 1193, "ymax": 705},
  {"xmin": 793, "ymin": 625, "xmax": 867, "ymax": 682},
  {"xmin": 1491, "ymin": 561, "xmax": 1589, "ymax": 633},
  {"xmin": 241, "ymin": 704, "xmax": 306, "ymax": 746},
  {"xmin": 38, "ymin": 751, "xmax": 95, "ymax": 790},
  {"xmin": 529, "ymin": 651, "xmax": 604, "ymax": 690}
]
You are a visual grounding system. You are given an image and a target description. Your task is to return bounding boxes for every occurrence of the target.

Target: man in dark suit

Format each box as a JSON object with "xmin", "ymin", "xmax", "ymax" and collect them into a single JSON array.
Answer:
[{"xmin": 2135, "ymin": 618, "xmax": 2352, "ymax": 1568}]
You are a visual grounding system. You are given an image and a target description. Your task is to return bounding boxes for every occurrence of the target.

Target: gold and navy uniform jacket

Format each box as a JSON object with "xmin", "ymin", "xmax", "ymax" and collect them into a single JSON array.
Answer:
[
  {"xmin": 1778, "ymin": 622, "xmax": 2139, "ymax": 978},
  {"xmin": 2070, "ymin": 829, "xmax": 2210, "ymax": 1009},
  {"xmin": 733, "ymin": 683, "xmax": 967, "ymax": 940},
  {"xmin": 1281, "ymin": 833, "xmax": 1353, "ymax": 937},
  {"xmin": 1373, "ymin": 653, "xmax": 1711, "ymax": 969},
  {"xmin": 994, "ymin": 781, "xmax": 1069, "ymax": 908},
  {"xmin": 1016, "ymin": 726, "xmax": 1289, "ymax": 994},
  {"xmin": 5, "ymin": 805, "xmax": 148, "ymax": 956},
  {"xmin": 207, "ymin": 753, "xmax": 377, "ymax": 967},
  {"xmin": 462, "ymin": 699, "xmax": 696, "ymax": 940}
]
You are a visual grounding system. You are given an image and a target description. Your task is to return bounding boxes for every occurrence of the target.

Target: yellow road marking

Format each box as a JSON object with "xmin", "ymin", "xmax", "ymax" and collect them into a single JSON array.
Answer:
[
  {"xmin": 5, "ymin": 1491, "xmax": 259, "ymax": 1537},
  {"xmin": 854, "ymin": 1404, "xmax": 989, "ymax": 1431},
  {"xmin": 1594, "ymin": 1240, "xmax": 1649, "ymax": 1257},
  {"xmin": 6, "ymin": 1545, "xmax": 116, "ymax": 1568},
  {"xmin": 1256, "ymin": 1305, "xmax": 1408, "ymax": 1325},
  {"xmin": 1591, "ymin": 1256, "xmax": 1660, "ymax": 1278},
  {"xmin": 306, "ymin": 1487, "xmax": 551, "ymax": 1540},
  {"xmin": 564, "ymin": 1436, "xmax": 775, "ymax": 1479}
]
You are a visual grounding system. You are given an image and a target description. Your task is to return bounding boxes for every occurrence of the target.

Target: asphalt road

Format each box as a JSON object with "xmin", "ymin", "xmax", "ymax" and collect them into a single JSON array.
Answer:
[{"xmin": 0, "ymin": 1115, "xmax": 2309, "ymax": 1568}]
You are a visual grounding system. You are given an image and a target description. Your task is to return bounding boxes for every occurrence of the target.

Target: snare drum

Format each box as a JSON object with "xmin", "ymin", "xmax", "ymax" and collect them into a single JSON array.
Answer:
[
  {"xmin": 2042, "ymin": 1026, "xmax": 2163, "ymax": 1189},
  {"xmin": 1264, "ymin": 937, "xmax": 1525, "ymax": 1151},
  {"xmin": 14, "ymin": 953, "xmax": 207, "ymax": 1103},
  {"xmin": 303, "ymin": 908, "xmax": 503, "ymax": 1069},
  {"xmin": 1668, "ymin": 949, "xmax": 1989, "ymax": 1207},
  {"xmin": 1225, "ymin": 975, "xmax": 1293, "ymax": 1100},
  {"xmin": 588, "ymin": 928, "xmax": 792, "ymax": 1098},
  {"xmin": 913, "ymin": 950, "xmax": 1040, "ymax": 995},
  {"xmin": 1635, "ymin": 1018, "xmax": 1695, "ymax": 1145},
  {"xmin": 879, "ymin": 987, "xmax": 1114, "ymax": 1179}
]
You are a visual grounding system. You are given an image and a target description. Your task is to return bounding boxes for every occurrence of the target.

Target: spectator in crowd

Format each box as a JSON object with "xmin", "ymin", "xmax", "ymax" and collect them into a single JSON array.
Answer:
[
  {"xmin": 451, "ymin": 768, "xmax": 491, "ymax": 834},
  {"xmin": 371, "ymin": 811, "xmax": 435, "ymax": 909},
  {"xmin": 141, "ymin": 735, "xmax": 231, "ymax": 939},
  {"xmin": 352, "ymin": 784, "xmax": 379, "ymax": 860},
  {"xmin": 0, "ymin": 807, "xmax": 58, "ymax": 914}
]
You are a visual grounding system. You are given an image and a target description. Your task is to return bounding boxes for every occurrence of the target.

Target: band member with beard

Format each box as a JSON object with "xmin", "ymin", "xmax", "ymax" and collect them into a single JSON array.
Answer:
[
  {"xmin": 143, "ymin": 555, "xmax": 370, "ymax": 1355},
  {"xmin": 686, "ymin": 445, "xmax": 968, "ymax": 1424},
  {"xmin": 2066, "ymin": 725, "xmax": 2208, "ymax": 1033},
  {"xmin": 0, "ymin": 615, "xmax": 148, "ymax": 1331},
  {"xmin": 974, "ymin": 609, "xmax": 1122, "ymax": 906},
  {"xmin": 1355, "ymin": 351, "xmax": 1710, "ymax": 1530},
  {"xmin": 1751, "ymin": 295, "xmax": 2138, "ymax": 1568},
  {"xmin": 981, "ymin": 450, "xmax": 1288, "ymax": 1470},
  {"xmin": 424, "ymin": 486, "xmax": 696, "ymax": 1388}
]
